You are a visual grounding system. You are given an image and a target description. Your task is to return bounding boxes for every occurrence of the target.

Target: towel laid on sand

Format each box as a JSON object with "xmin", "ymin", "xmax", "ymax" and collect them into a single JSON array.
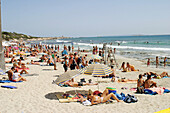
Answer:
[{"xmin": 0, "ymin": 80, "xmax": 22, "ymax": 83}]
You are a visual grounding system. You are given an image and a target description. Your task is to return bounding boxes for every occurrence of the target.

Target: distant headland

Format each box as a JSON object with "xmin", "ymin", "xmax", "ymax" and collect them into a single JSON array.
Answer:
[{"xmin": 2, "ymin": 31, "xmax": 71, "ymax": 41}]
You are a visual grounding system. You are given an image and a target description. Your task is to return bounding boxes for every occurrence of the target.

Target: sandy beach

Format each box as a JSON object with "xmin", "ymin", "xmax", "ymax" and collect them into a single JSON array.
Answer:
[{"xmin": 1, "ymin": 52, "xmax": 170, "ymax": 113}]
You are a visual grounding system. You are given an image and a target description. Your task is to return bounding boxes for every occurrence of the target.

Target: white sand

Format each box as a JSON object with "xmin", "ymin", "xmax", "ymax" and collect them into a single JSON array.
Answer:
[{"xmin": 0, "ymin": 54, "xmax": 170, "ymax": 113}]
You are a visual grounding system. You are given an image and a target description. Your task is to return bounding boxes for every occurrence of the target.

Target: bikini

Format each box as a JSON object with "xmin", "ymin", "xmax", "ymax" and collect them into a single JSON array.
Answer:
[{"xmin": 94, "ymin": 96, "xmax": 104, "ymax": 103}]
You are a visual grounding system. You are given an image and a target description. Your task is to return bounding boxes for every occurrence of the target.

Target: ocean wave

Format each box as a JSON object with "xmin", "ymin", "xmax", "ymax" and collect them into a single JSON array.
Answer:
[
  {"xmin": 115, "ymin": 41, "xmax": 127, "ymax": 44},
  {"xmin": 73, "ymin": 42, "xmax": 170, "ymax": 51},
  {"xmin": 55, "ymin": 40, "xmax": 70, "ymax": 43},
  {"xmin": 106, "ymin": 45, "xmax": 170, "ymax": 51}
]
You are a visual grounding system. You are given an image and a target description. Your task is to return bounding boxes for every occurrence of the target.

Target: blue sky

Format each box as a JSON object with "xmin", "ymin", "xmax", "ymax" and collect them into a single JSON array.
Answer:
[{"xmin": 2, "ymin": 0, "xmax": 170, "ymax": 37}]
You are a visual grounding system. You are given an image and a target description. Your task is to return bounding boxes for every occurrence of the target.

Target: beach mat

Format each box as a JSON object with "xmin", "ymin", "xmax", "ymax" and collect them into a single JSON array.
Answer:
[
  {"xmin": 56, "ymin": 92, "xmax": 65, "ymax": 99},
  {"xmin": 0, "ymin": 80, "xmax": 22, "ymax": 83},
  {"xmin": 59, "ymin": 99, "xmax": 78, "ymax": 103},
  {"xmin": 1, "ymin": 85, "xmax": 17, "ymax": 89},
  {"xmin": 155, "ymin": 108, "xmax": 170, "ymax": 113},
  {"xmin": 162, "ymin": 76, "xmax": 170, "ymax": 79}
]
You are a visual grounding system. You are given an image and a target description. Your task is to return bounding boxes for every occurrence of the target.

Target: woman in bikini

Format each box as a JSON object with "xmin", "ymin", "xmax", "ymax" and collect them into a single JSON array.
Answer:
[{"xmin": 88, "ymin": 88, "xmax": 122, "ymax": 105}]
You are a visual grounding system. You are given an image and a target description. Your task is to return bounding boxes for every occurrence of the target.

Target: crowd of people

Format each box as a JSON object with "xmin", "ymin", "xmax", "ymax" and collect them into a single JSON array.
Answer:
[{"xmin": 2, "ymin": 41, "xmax": 169, "ymax": 100}]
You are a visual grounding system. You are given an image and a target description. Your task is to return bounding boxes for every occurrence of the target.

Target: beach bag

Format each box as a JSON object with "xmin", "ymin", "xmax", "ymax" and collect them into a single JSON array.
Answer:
[
  {"xmin": 82, "ymin": 100, "xmax": 92, "ymax": 106},
  {"xmin": 124, "ymin": 96, "xmax": 131, "ymax": 103},
  {"xmin": 124, "ymin": 94, "xmax": 138, "ymax": 103},
  {"xmin": 127, "ymin": 94, "xmax": 138, "ymax": 102}
]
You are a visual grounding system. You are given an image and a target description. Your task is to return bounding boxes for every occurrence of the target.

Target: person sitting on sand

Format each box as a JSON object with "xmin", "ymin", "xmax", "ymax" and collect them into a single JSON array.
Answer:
[
  {"xmin": 87, "ymin": 88, "xmax": 122, "ymax": 105},
  {"xmin": 56, "ymin": 56, "xmax": 61, "ymax": 62},
  {"xmin": 110, "ymin": 66, "xmax": 116, "ymax": 82},
  {"xmin": 47, "ymin": 58, "xmax": 54, "ymax": 66},
  {"xmin": 119, "ymin": 62, "xmax": 127, "ymax": 72},
  {"xmin": 13, "ymin": 63, "xmax": 29, "ymax": 74},
  {"xmin": 137, "ymin": 74, "xmax": 144, "ymax": 93},
  {"xmin": 144, "ymin": 75, "xmax": 157, "ymax": 89},
  {"xmin": 18, "ymin": 59, "xmax": 22, "ymax": 66},
  {"xmin": 7, "ymin": 67, "xmax": 26, "ymax": 82},
  {"xmin": 126, "ymin": 62, "xmax": 139, "ymax": 72},
  {"xmin": 39, "ymin": 55, "xmax": 47, "ymax": 62},
  {"xmin": 61, "ymin": 79, "xmax": 98, "ymax": 87}
]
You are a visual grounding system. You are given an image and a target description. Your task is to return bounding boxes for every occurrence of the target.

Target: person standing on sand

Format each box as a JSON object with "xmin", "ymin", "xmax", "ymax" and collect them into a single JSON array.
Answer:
[
  {"xmin": 164, "ymin": 57, "xmax": 167, "ymax": 68},
  {"xmin": 156, "ymin": 56, "xmax": 159, "ymax": 68},
  {"xmin": 147, "ymin": 58, "xmax": 150, "ymax": 67},
  {"xmin": 72, "ymin": 46, "xmax": 74, "ymax": 52},
  {"xmin": 114, "ymin": 48, "xmax": 116, "ymax": 54},
  {"xmin": 58, "ymin": 45, "xmax": 59, "ymax": 52}
]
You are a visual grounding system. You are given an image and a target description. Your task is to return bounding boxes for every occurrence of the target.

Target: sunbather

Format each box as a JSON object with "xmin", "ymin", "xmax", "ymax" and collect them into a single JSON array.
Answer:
[
  {"xmin": 144, "ymin": 75, "xmax": 157, "ymax": 88},
  {"xmin": 119, "ymin": 62, "xmax": 127, "ymax": 72},
  {"xmin": 27, "ymin": 60, "xmax": 40, "ymax": 65},
  {"xmin": 87, "ymin": 88, "xmax": 122, "ymax": 105},
  {"xmin": 61, "ymin": 78, "xmax": 98, "ymax": 87},
  {"xmin": 137, "ymin": 74, "xmax": 144, "ymax": 93},
  {"xmin": 5, "ymin": 56, "xmax": 16, "ymax": 63},
  {"xmin": 7, "ymin": 67, "xmax": 26, "ymax": 82},
  {"xmin": 111, "ymin": 77, "xmax": 137, "ymax": 83},
  {"xmin": 142, "ymin": 71, "xmax": 169, "ymax": 78}
]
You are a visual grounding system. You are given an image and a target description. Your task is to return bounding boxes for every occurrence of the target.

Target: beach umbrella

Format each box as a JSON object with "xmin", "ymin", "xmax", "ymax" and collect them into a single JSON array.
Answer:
[
  {"xmin": 84, "ymin": 64, "xmax": 112, "ymax": 77},
  {"xmin": 55, "ymin": 70, "xmax": 81, "ymax": 84}
]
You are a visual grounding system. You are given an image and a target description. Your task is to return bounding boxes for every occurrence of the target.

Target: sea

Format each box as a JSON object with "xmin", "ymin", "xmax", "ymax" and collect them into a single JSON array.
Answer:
[{"xmin": 29, "ymin": 35, "xmax": 170, "ymax": 68}]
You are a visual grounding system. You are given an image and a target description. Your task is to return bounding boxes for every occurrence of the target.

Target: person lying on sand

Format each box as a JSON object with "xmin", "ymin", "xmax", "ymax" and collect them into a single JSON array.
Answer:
[
  {"xmin": 7, "ymin": 67, "xmax": 26, "ymax": 82},
  {"xmin": 111, "ymin": 77, "xmax": 137, "ymax": 83},
  {"xmin": 142, "ymin": 72, "xmax": 169, "ymax": 78},
  {"xmin": 13, "ymin": 63, "xmax": 29, "ymax": 74},
  {"xmin": 60, "ymin": 79, "xmax": 98, "ymax": 87},
  {"xmin": 27, "ymin": 60, "xmax": 40, "ymax": 65},
  {"xmin": 5, "ymin": 56, "xmax": 16, "ymax": 63},
  {"xmin": 144, "ymin": 75, "xmax": 157, "ymax": 88},
  {"xmin": 86, "ymin": 88, "xmax": 122, "ymax": 105}
]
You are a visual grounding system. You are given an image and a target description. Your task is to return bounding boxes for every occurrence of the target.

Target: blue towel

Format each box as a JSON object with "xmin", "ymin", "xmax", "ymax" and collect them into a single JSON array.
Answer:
[
  {"xmin": 1, "ymin": 85, "xmax": 17, "ymax": 89},
  {"xmin": 144, "ymin": 89, "xmax": 157, "ymax": 95},
  {"xmin": 0, "ymin": 80, "xmax": 22, "ymax": 83},
  {"xmin": 162, "ymin": 76, "xmax": 170, "ymax": 78}
]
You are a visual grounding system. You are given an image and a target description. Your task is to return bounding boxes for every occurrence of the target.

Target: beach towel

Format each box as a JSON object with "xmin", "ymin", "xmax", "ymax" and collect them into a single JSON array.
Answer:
[
  {"xmin": 59, "ymin": 99, "xmax": 78, "ymax": 103},
  {"xmin": 162, "ymin": 76, "xmax": 170, "ymax": 79},
  {"xmin": 0, "ymin": 80, "xmax": 22, "ymax": 83},
  {"xmin": 155, "ymin": 108, "xmax": 170, "ymax": 113},
  {"xmin": 1, "ymin": 85, "xmax": 17, "ymax": 89},
  {"xmin": 18, "ymin": 68, "xmax": 29, "ymax": 71},
  {"xmin": 144, "ymin": 87, "xmax": 170, "ymax": 95}
]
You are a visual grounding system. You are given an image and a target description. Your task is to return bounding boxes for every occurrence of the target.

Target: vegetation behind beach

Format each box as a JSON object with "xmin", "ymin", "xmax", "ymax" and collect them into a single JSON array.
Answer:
[{"xmin": 2, "ymin": 31, "xmax": 40, "ymax": 41}]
